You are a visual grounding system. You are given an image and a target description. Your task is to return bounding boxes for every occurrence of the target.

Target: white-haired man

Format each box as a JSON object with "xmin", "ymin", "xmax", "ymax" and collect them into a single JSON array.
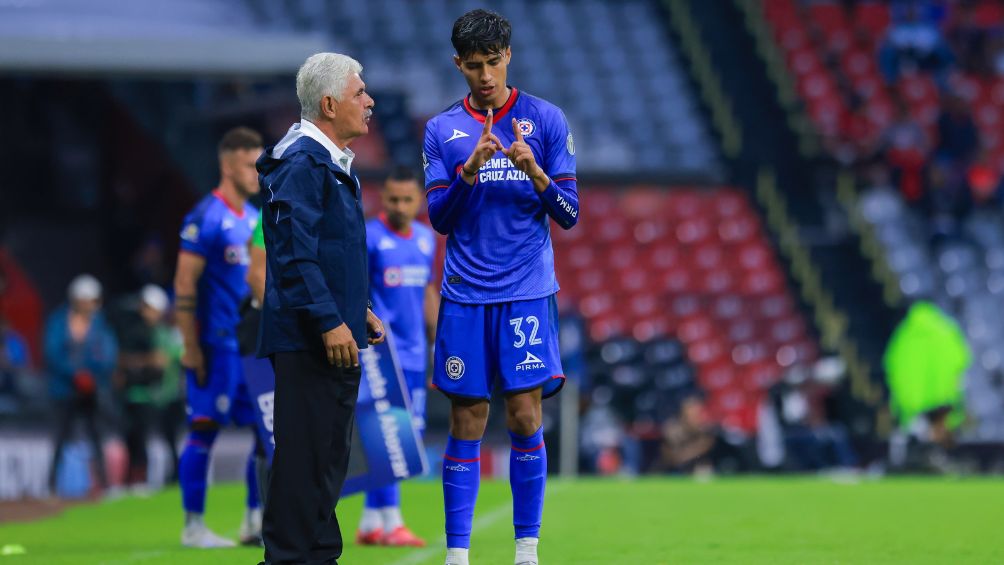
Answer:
[{"xmin": 256, "ymin": 52, "xmax": 385, "ymax": 564}]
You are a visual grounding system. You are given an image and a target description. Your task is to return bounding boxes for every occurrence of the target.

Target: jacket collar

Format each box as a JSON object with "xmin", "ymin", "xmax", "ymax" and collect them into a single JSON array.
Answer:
[{"xmin": 267, "ymin": 136, "xmax": 359, "ymax": 190}]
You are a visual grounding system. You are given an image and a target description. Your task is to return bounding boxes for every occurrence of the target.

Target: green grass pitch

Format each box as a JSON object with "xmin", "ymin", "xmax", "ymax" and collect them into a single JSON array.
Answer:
[{"xmin": 1, "ymin": 477, "xmax": 1002, "ymax": 564}]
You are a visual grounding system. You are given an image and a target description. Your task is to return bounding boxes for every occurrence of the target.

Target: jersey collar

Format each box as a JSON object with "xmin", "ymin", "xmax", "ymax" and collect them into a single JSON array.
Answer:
[
  {"xmin": 212, "ymin": 189, "xmax": 246, "ymax": 218},
  {"xmin": 463, "ymin": 87, "xmax": 519, "ymax": 123}
]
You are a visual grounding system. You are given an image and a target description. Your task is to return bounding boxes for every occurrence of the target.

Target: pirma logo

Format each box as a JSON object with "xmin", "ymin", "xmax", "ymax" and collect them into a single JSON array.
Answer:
[
  {"xmin": 516, "ymin": 351, "xmax": 545, "ymax": 372},
  {"xmin": 445, "ymin": 463, "xmax": 470, "ymax": 472},
  {"xmin": 446, "ymin": 356, "xmax": 465, "ymax": 380},
  {"xmin": 516, "ymin": 453, "xmax": 541, "ymax": 462}
]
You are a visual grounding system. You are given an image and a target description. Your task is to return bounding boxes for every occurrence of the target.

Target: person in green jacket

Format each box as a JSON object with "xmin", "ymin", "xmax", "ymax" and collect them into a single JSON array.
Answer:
[{"xmin": 883, "ymin": 300, "xmax": 971, "ymax": 442}]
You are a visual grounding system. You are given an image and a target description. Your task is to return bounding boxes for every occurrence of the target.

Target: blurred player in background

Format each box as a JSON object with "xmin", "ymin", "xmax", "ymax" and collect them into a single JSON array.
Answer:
[
  {"xmin": 356, "ymin": 165, "xmax": 439, "ymax": 548},
  {"xmin": 173, "ymin": 127, "xmax": 264, "ymax": 548},
  {"xmin": 423, "ymin": 10, "xmax": 578, "ymax": 565}
]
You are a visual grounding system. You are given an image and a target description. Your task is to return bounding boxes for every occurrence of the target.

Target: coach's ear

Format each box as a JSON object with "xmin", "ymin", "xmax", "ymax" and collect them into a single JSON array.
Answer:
[{"xmin": 320, "ymin": 94, "xmax": 338, "ymax": 120}]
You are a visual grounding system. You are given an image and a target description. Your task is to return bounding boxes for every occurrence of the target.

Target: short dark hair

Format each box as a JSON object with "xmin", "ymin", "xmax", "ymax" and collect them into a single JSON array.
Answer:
[
  {"xmin": 218, "ymin": 126, "xmax": 262, "ymax": 154},
  {"xmin": 384, "ymin": 165, "xmax": 419, "ymax": 187},
  {"xmin": 451, "ymin": 9, "xmax": 511, "ymax": 60}
]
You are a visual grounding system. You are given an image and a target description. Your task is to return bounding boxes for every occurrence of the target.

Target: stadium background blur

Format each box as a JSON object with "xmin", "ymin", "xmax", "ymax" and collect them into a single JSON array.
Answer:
[{"xmin": 3, "ymin": 0, "xmax": 1004, "ymax": 521}]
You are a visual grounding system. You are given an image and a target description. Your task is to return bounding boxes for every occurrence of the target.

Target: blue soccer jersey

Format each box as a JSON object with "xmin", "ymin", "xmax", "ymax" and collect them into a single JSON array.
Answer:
[
  {"xmin": 179, "ymin": 190, "xmax": 257, "ymax": 351},
  {"xmin": 423, "ymin": 87, "xmax": 579, "ymax": 304},
  {"xmin": 366, "ymin": 215, "xmax": 436, "ymax": 374}
]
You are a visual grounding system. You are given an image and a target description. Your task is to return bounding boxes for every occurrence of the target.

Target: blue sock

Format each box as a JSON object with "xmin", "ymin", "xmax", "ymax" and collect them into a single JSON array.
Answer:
[
  {"xmin": 245, "ymin": 450, "xmax": 260, "ymax": 510},
  {"xmin": 510, "ymin": 427, "xmax": 546, "ymax": 539},
  {"xmin": 179, "ymin": 429, "xmax": 217, "ymax": 514},
  {"xmin": 365, "ymin": 483, "xmax": 400, "ymax": 509},
  {"xmin": 443, "ymin": 436, "xmax": 481, "ymax": 549}
]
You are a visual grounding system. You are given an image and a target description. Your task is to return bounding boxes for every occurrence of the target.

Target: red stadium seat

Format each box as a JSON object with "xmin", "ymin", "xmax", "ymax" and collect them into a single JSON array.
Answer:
[
  {"xmin": 632, "ymin": 316, "xmax": 671, "ymax": 343},
  {"xmin": 697, "ymin": 361, "xmax": 735, "ymax": 392},
  {"xmin": 854, "ymin": 2, "xmax": 891, "ymax": 37}
]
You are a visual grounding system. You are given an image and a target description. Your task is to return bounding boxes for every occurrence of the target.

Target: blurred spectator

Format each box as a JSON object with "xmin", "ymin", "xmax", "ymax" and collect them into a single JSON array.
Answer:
[
  {"xmin": 579, "ymin": 403, "xmax": 641, "ymax": 476},
  {"xmin": 652, "ymin": 395, "xmax": 715, "ymax": 475},
  {"xmin": 880, "ymin": 99, "xmax": 931, "ymax": 203},
  {"xmin": 762, "ymin": 363, "xmax": 857, "ymax": 471},
  {"xmin": 935, "ymin": 95, "xmax": 979, "ymax": 166},
  {"xmin": 152, "ymin": 298, "xmax": 185, "ymax": 483},
  {"xmin": 884, "ymin": 300, "xmax": 970, "ymax": 440},
  {"xmin": 45, "ymin": 274, "xmax": 118, "ymax": 494},
  {"xmin": 879, "ymin": 3, "xmax": 955, "ymax": 85},
  {"xmin": 0, "ymin": 312, "xmax": 31, "ymax": 414},
  {"xmin": 112, "ymin": 284, "xmax": 170, "ymax": 490},
  {"xmin": 947, "ymin": 1, "xmax": 990, "ymax": 74}
]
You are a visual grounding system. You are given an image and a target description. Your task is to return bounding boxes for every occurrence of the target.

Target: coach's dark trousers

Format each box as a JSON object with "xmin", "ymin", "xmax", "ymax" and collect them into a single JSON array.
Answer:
[{"xmin": 263, "ymin": 350, "xmax": 361, "ymax": 565}]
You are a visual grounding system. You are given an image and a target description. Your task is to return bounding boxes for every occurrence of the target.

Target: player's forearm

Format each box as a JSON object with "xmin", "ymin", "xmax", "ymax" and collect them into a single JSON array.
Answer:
[
  {"xmin": 175, "ymin": 309, "xmax": 200, "ymax": 348},
  {"xmin": 173, "ymin": 281, "xmax": 200, "ymax": 346},
  {"xmin": 247, "ymin": 246, "xmax": 267, "ymax": 305},
  {"xmin": 535, "ymin": 176, "xmax": 579, "ymax": 229},
  {"xmin": 426, "ymin": 175, "xmax": 474, "ymax": 234}
]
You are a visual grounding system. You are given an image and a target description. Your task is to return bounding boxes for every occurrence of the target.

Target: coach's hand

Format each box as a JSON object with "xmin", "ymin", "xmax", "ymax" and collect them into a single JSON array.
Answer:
[
  {"xmin": 323, "ymin": 323, "xmax": 359, "ymax": 368},
  {"xmin": 461, "ymin": 108, "xmax": 503, "ymax": 184},
  {"xmin": 504, "ymin": 117, "xmax": 549, "ymax": 193},
  {"xmin": 366, "ymin": 309, "xmax": 386, "ymax": 345},
  {"xmin": 181, "ymin": 342, "xmax": 207, "ymax": 386}
]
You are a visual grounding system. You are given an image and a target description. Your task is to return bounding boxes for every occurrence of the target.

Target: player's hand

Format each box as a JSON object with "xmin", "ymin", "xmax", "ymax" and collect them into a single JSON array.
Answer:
[
  {"xmin": 504, "ymin": 117, "xmax": 545, "ymax": 180},
  {"xmin": 366, "ymin": 309, "xmax": 386, "ymax": 345},
  {"xmin": 181, "ymin": 342, "xmax": 206, "ymax": 386},
  {"xmin": 323, "ymin": 323, "xmax": 359, "ymax": 368},
  {"xmin": 461, "ymin": 108, "xmax": 504, "ymax": 181}
]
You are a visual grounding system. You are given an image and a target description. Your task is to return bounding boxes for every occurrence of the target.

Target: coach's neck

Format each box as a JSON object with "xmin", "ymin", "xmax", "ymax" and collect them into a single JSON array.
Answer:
[{"xmin": 311, "ymin": 117, "xmax": 355, "ymax": 150}]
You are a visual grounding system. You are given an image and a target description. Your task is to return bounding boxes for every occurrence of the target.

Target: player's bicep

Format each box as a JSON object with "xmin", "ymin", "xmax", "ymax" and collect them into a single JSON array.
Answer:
[
  {"xmin": 174, "ymin": 250, "xmax": 206, "ymax": 294},
  {"xmin": 544, "ymin": 110, "xmax": 577, "ymax": 178},
  {"xmin": 179, "ymin": 215, "xmax": 211, "ymax": 257},
  {"xmin": 422, "ymin": 123, "xmax": 450, "ymax": 191}
]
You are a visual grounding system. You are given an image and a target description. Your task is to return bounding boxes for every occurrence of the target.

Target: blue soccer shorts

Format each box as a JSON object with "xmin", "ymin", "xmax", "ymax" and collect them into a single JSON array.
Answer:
[
  {"xmin": 433, "ymin": 295, "xmax": 564, "ymax": 400},
  {"xmin": 185, "ymin": 344, "xmax": 255, "ymax": 427}
]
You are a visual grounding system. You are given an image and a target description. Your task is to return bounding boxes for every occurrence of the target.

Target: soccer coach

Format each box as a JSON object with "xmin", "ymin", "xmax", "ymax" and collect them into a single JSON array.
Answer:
[{"xmin": 256, "ymin": 52, "xmax": 386, "ymax": 564}]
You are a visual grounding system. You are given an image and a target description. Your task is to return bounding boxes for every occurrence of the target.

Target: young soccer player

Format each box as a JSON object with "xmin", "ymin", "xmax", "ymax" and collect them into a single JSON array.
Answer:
[
  {"xmin": 356, "ymin": 166, "xmax": 440, "ymax": 548},
  {"xmin": 423, "ymin": 10, "xmax": 579, "ymax": 565},
  {"xmin": 174, "ymin": 127, "xmax": 265, "ymax": 548}
]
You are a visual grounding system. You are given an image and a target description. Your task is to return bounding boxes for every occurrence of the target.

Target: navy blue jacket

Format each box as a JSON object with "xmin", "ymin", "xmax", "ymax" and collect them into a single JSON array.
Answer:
[{"xmin": 256, "ymin": 136, "xmax": 368, "ymax": 357}]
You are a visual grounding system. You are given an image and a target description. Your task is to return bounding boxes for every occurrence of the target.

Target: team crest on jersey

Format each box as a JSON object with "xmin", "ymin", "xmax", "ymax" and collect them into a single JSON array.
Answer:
[
  {"xmin": 384, "ymin": 267, "xmax": 402, "ymax": 287},
  {"xmin": 445, "ymin": 356, "xmax": 466, "ymax": 380},
  {"xmin": 216, "ymin": 394, "xmax": 230, "ymax": 414},
  {"xmin": 567, "ymin": 132, "xmax": 575, "ymax": 155},
  {"xmin": 516, "ymin": 118, "xmax": 535, "ymax": 137},
  {"xmin": 225, "ymin": 244, "xmax": 248, "ymax": 265},
  {"xmin": 181, "ymin": 223, "xmax": 199, "ymax": 243}
]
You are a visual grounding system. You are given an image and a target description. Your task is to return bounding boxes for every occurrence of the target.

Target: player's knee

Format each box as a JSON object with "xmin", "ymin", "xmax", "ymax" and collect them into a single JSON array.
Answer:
[
  {"xmin": 506, "ymin": 404, "xmax": 541, "ymax": 437},
  {"xmin": 449, "ymin": 399, "xmax": 489, "ymax": 440}
]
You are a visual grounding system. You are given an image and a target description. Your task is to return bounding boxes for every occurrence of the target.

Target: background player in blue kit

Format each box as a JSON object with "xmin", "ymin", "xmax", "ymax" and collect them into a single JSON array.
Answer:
[
  {"xmin": 423, "ymin": 10, "xmax": 579, "ymax": 565},
  {"xmin": 173, "ymin": 127, "xmax": 265, "ymax": 548},
  {"xmin": 356, "ymin": 166, "xmax": 440, "ymax": 548}
]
